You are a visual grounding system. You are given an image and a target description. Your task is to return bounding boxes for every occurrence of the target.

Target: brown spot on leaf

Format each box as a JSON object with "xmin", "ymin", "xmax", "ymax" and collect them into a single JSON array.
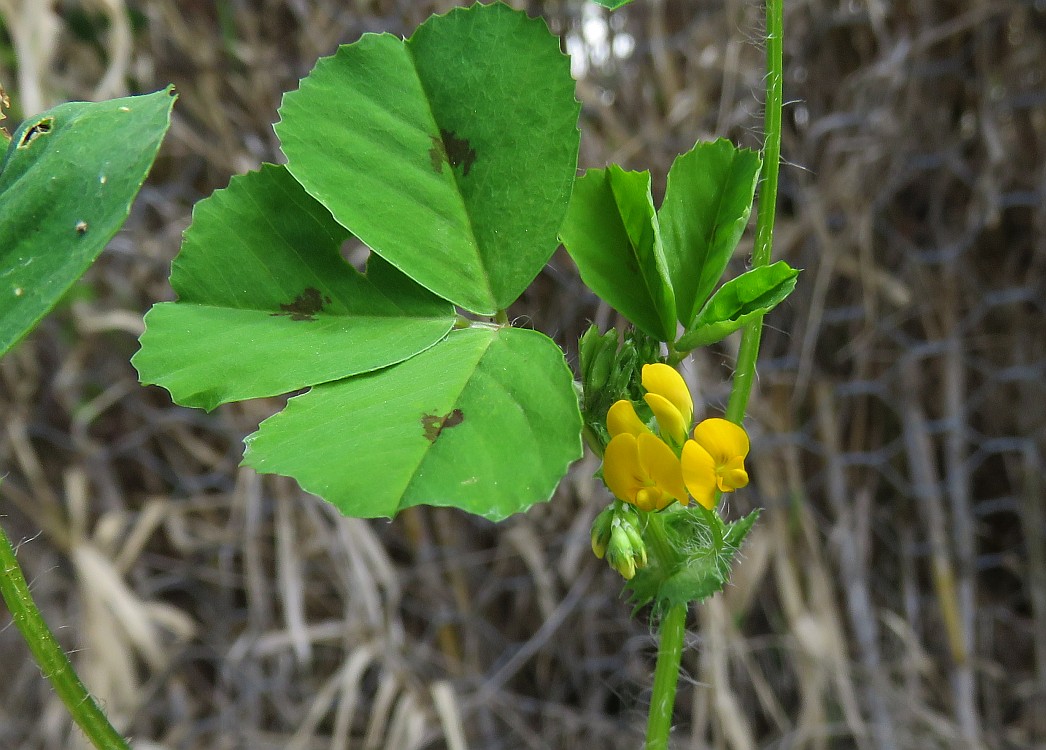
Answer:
[
  {"xmin": 429, "ymin": 135, "xmax": 447, "ymax": 174},
  {"xmin": 271, "ymin": 287, "xmax": 331, "ymax": 322},
  {"xmin": 421, "ymin": 408, "xmax": 464, "ymax": 443},
  {"xmin": 429, "ymin": 128, "xmax": 477, "ymax": 177}
]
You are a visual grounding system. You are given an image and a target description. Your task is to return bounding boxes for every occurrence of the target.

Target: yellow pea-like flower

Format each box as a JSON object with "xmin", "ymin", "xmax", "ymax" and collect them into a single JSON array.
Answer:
[
  {"xmin": 641, "ymin": 363, "xmax": 694, "ymax": 445},
  {"xmin": 607, "ymin": 399, "xmax": 652, "ymax": 439},
  {"xmin": 681, "ymin": 418, "xmax": 750, "ymax": 510},
  {"xmin": 603, "ymin": 432, "xmax": 688, "ymax": 512}
]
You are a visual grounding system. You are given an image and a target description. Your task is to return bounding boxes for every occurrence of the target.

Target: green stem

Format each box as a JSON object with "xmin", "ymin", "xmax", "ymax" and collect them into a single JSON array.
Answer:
[
  {"xmin": 643, "ymin": 0, "xmax": 784, "ymax": 747},
  {"xmin": 726, "ymin": 0, "xmax": 783, "ymax": 426},
  {"xmin": 643, "ymin": 511, "xmax": 675, "ymax": 565},
  {"xmin": 644, "ymin": 603, "xmax": 687, "ymax": 749},
  {"xmin": 582, "ymin": 424, "xmax": 605, "ymax": 459},
  {"xmin": 701, "ymin": 504, "xmax": 725, "ymax": 548},
  {"xmin": 0, "ymin": 520, "xmax": 130, "ymax": 750}
]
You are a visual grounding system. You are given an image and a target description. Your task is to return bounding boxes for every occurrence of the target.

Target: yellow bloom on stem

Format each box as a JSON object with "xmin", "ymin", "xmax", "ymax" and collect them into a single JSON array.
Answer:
[
  {"xmin": 603, "ymin": 432, "xmax": 688, "ymax": 512},
  {"xmin": 681, "ymin": 418, "xmax": 750, "ymax": 510},
  {"xmin": 641, "ymin": 363, "xmax": 694, "ymax": 445},
  {"xmin": 607, "ymin": 399, "xmax": 652, "ymax": 438}
]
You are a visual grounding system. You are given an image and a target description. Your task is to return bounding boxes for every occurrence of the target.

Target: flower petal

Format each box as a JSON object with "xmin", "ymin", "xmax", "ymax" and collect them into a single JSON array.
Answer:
[
  {"xmin": 681, "ymin": 439, "xmax": 718, "ymax": 510},
  {"xmin": 716, "ymin": 456, "xmax": 749, "ymax": 491},
  {"xmin": 691, "ymin": 418, "xmax": 750, "ymax": 465},
  {"xmin": 634, "ymin": 487, "xmax": 664, "ymax": 512},
  {"xmin": 607, "ymin": 400, "xmax": 651, "ymax": 438},
  {"xmin": 642, "ymin": 364, "xmax": 693, "ymax": 426},
  {"xmin": 644, "ymin": 392, "xmax": 688, "ymax": 445},
  {"xmin": 603, "ymin": 433, "xmax": 643, "ymax": 503},
  {"xmin": 637, "ymin": 433, "xmax": 687, "ymax": 508}
]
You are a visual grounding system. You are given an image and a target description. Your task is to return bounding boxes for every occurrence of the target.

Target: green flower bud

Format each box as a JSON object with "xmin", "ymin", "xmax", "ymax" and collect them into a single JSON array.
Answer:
[
  {"xmin": 589, "ymin": 334, "xmax": 617, "ymax": 392},
  {"xmin": 579, "ymin": 325, "xmax": 602, "ymax": 382},
  {"xmin": 590, "ymin": 505, "xmax": 615, "ymax": 559},
  {"xmin": 607, "ymin": 520, "xmax": 651, "ymax": 580},
  {"xmin": 621, "ymin": 520, "xmax": 648, "ymax": 568},
  {"xmin": 606, "ymin": 524, "xmax": 638, "ymax": 580}
]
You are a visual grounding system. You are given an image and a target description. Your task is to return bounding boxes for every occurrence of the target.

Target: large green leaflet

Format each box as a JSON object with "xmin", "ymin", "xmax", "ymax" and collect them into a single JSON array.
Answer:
[
  {"xmin": 0, "ymin": 88, "xmax": 174, "ymax": 357},
  {"xmin": 133, "ymin": 164, "xmax": 455, "ymax": 411},
  {"xmin": 276, "ymin": 2, "xmax": 580, "ymax": 315},
  {"xmin": 244, "ymin": 326, "xmax": 583, "ymax": 521},
  {"xmin": 558, "ymin": 166, "xmax": 676, "ymax": 341}
]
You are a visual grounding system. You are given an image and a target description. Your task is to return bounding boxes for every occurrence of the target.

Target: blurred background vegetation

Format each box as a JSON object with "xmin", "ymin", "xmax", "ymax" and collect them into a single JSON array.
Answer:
[{"xmin": 0, "ymin": 1, "xmax": 1043, "ymax": 748}]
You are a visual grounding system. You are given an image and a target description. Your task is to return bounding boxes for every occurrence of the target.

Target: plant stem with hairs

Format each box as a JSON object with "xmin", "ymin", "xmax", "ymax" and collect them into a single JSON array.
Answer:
[
  {"xmin": 0, "ymin": 514, "xmax": 130, "ymax": 750},
  {"xmin": 643, "ymin": 0, "xmax": 783, "ymax": 745}
]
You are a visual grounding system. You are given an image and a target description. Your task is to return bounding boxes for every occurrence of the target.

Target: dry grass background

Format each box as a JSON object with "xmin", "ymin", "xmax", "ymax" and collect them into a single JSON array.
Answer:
[{"xmin": 1, "ymin": 1, "xmax": 1044, "ymax": 748}]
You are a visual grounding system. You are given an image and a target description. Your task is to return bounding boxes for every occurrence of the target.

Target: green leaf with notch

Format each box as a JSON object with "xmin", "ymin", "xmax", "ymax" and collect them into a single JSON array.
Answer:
[
  {"xmin": 676, "ymin": 260, "xmax": 799, "ymax": 350},
  {"xmin": 133, "ymin": 163, "xmax": 455, "ymax": 411},
  {"xmin": 559, "ymin": 166, "xmax": 676, "ymax": 341},
  {"xmin": 243, "ymin": 326, "xmax": 583, "ymax": 521},
  {"xmin": 276, "ymin": 2, "xmax": 580, "ymax": 315},
  {"xmin": 658, "ymin": 139, "xmax": 762, "ymax": 328},
  {"xmin": 591, "ymin": 0, "xmax": 635, "ymax": 8},
  {"xmin": 0, "ymin": 88, "xmax": 174, "ymax": 357}
]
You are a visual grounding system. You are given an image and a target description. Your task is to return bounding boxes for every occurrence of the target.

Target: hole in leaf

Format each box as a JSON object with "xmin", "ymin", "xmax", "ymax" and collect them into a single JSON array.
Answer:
[
  {"xmin": 0, "ymin": 84, "xmax": 9, "ymax": 141},
  {"xmin": 18, "ymin": 116, "xmax": 54, "ymax": 148},
  {"xmin": 340, "ymin": 238, "xmax": 370, "ymax": 271},
  {"xmin": 421, "ymin": 408, "xmax": 465, "ymax": 443}
]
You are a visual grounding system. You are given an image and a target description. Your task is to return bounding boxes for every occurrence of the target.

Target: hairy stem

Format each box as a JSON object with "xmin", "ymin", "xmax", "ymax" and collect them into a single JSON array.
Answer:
[
  {"xmin": 726, "ymin": 0, "xmax": 783, "ymax": 426},
  {"xmin": 645, "ymin": 602, "xmax": 687, "ymax": 749},
  {"xmin": 644, "ymin": 0, "xmax": 783, "ymax": 746},
  {"xmin": 0, "ymin": 519, "xmax": 130, "ymax": 750}
]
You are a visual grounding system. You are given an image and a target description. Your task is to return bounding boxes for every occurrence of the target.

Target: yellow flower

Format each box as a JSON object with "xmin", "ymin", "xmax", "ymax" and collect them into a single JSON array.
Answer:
[
  {"xmin": 641, "ymin": 363, "xmax": 694, "ymax": 445},
  {"xmin": 606, "ymin": 399, "xmax": 652, "ymax": 438},
  {"xmin": 603, "ymin": 432, "xmax": 687, "ymax": 512},
  {"xmin": 681, "ymin": 418, "xmax": 750, "ymax": 510}
]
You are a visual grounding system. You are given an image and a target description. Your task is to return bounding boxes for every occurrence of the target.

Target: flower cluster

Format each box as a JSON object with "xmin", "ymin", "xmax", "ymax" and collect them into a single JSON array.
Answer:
[{"xmin": 601, "ymin": 364, "xmax": 750, "ymax": 511}]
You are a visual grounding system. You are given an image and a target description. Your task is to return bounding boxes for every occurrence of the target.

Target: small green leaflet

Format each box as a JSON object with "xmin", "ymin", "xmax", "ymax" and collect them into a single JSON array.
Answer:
[
  {"xmin": 659, "ymin": 139, "xmax": 762, "ymax": 329},
  {"xmin": 676, "ymin": 261, "xmax": 800, "ymax": 350},
  {"xmin": 561, "ymin": 139, "xmax": 762, "ymax": 343},
  {"xmin": 558, "ymin": 166, "xmax": 676, "ymax": 341}
]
